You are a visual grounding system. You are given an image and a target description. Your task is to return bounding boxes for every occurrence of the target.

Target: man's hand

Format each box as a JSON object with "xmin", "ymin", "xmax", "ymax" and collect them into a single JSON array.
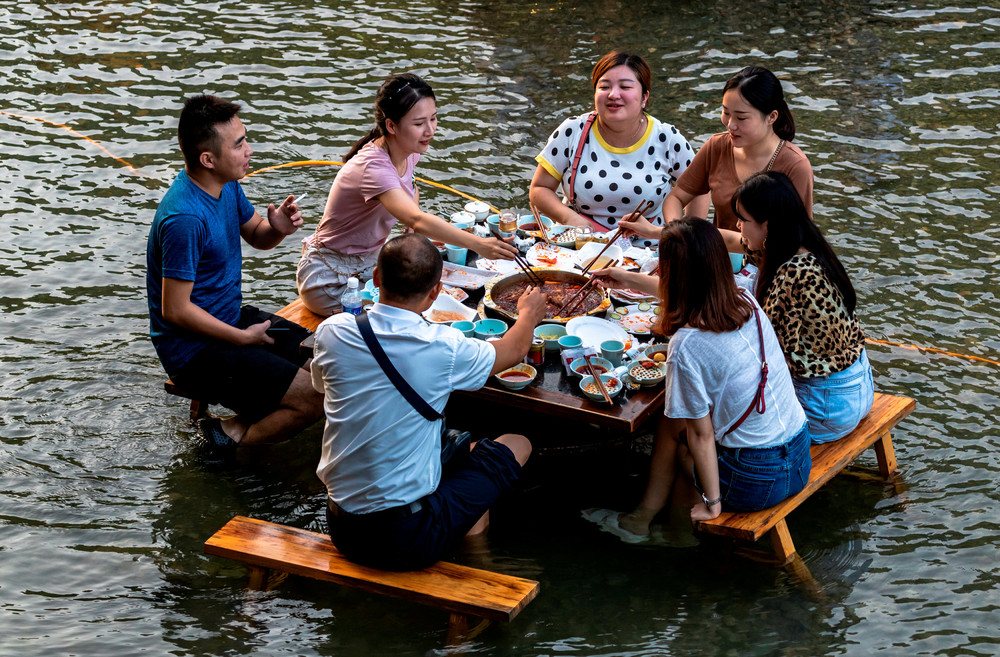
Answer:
[
  {"xmin": 242, "ymin": 320, "xmax": 275, "ymax": 346},
  {"xmin": 516, "ymin": 285, "xmax": 549, "ymax": 325},
  {"xmin": 267, "ymin": 195, "xmax": 304, "ymax": 235},
  {"xmin": 475, "ymin": 237, "xmax": 518, "ymax": 260}
]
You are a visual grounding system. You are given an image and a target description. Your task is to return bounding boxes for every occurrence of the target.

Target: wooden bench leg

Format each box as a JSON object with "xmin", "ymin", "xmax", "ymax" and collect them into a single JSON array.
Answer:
[
  {"xmin": 245, "ymin": 565, "xmax": 288, "ymax": 591},
  {"xmin": 768, "ymin": 518, "xmax": 796, "ymax": 565},
  {"xmin": 873, "ymin": 431, "xmax": 898, "ymax": 479},
  {"xmin": 446, "ymin": 613, "xmax": 491, "ymax": 645}
]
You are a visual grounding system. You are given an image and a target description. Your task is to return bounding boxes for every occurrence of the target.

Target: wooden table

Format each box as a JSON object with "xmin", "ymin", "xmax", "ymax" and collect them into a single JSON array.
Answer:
[{"xmin": 450, "ymin": 356, "xmax": 664, "ymax": 435}]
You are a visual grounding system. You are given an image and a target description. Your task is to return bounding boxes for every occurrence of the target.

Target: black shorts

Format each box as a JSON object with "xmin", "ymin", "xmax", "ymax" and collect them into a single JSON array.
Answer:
[
  {"xmin": 327, "ymin": 438, "xmax": 522, "ymax": 571},
  {"xmin": 170, "ymin": 305, "xmax": 312, "ymax": 422}
]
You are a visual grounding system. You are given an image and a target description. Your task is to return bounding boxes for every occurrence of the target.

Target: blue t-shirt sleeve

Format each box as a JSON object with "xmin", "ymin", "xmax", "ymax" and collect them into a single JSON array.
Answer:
[
  {"xmin": 233, "ymin": 182, "xmax": 255, "ymax": 225},
  {"xmin": 159, "ymin": 214, "xmax": 205, "ymax": 282}
]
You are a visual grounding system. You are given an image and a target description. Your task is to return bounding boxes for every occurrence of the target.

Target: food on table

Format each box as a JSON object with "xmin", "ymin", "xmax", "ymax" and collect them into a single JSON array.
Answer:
[
  {"xmin": 615, "ymin": 306, "xmax": 629, "ymax": 315},
  {"xmin": 629, "ymin": 363, "xmax": 665, "ymax": 381},
  {"xmin": 637, "ymin": 302, "xmax": 651, "ymax": 312},
  {"xmin": 441, "ymin": 286, "xmax": 469, "ymax": 302},
  {"xmin": 583, "ymin": 255, "xmax": 614, "ymax": 270},
  {"xmin": 428, "ymin": 309, "xmax": 469, "ymax": 323},
  {"xmin": 493, "ymin": 278, "xmax": 604, "ymax": 319},
  {"xmin": 498, "ymin": 371, "xmax": 532, "ymax": 382},
  {"xmin": 575, "ymin": 364, "xmax": 608, "ymax": 375},
  {"xmin": 519, "ymin": 222, "xmax": 540, "ymax": 231},
  {"xmin": 652, "ymin": 352, "xmax": 666, "ymax": 362},
  {"xmin": 537, "ymin": 330, "xmax": 562, "ymax": 340},
  {"xmin": 583, "ymin": 378, "xmax": 619, "ymax": 395}
]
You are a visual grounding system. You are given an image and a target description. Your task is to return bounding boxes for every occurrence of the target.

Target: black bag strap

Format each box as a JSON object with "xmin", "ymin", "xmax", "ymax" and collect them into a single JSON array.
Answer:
[
  {"xmin": 356, "ymin": 313, "xmax": 443, "ymax": 422},
  {"xmin": 723, "ymin": 292, "xmax": 769, "ymax": 436},
  {"xmin": 566, "ymin": 112, "xmax": 597, "ymax": 207}
]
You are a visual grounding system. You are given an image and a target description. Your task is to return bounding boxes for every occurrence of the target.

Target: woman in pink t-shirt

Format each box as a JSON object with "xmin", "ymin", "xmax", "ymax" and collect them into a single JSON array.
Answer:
[{"xmin": 297, "ymin": 73, "xmax": 516, "ymax": 315}]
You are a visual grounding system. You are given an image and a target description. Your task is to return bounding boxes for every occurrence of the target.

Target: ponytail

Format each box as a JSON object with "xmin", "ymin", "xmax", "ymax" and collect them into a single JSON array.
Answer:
[{"xmin": 344, "ymin": 72, "xmax": 435, "ymax": 162}]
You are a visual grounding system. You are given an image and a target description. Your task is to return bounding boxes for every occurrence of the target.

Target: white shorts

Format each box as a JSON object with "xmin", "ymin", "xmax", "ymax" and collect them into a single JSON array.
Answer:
[{"xmin": 296, "ymin": 238, "xmax": 378, "ymax": 316}]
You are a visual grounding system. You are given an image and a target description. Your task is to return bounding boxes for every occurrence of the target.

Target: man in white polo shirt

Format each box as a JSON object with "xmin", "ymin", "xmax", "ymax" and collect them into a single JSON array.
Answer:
[{"xmin": 311, "ymin": 233, "xmax": 547, "ymax": 570}]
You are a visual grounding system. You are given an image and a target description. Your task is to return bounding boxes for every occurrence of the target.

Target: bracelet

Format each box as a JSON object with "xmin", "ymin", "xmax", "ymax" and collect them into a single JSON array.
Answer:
[{"xmin": 701, "ymin": 493, "xmax": 722, "ymax": 507}]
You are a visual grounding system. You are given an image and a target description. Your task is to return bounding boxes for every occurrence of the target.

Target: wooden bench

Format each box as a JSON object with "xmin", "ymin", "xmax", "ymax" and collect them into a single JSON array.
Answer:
[
  {"xmin": 164, "ymin": 297, "xmax": 327, "ymax": 420},
  {"xmin": 204, "ymin": 515, "xmax": 539, "ymax": 641},
  {"xmin": 695, "ymin": 392, "xmax": 915, "ymax": 566}
]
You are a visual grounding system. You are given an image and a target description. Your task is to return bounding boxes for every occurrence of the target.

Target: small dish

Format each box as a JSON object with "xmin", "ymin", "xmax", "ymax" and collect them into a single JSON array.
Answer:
[
  {"xmin": 568, "ymin": 356, "xmax": 614, "ymax": 379},
  {"xmin": 628, "ymin": 361, "xmax": 666, "ymax": 387},
  {"xmin": 474, "ymin": 318, "xmax": 508, "ymax": 340},
  {"xmin": 517, "ymin": 214, "xmax": 555, "ymax": 239},
  {"xmin": 579, "ymin": 373, "xmax": 623, "ymax": 402},
  {"xmin": 534, "ymin": 324, "xmax": 567, "ymax": 351},
  {"xmin": 422, "ymin": 294, "xmax": 477, "ymax": 324},
  {"xmin": 494, "ymin": 363, "xmax": 537, "ymax": 390},
  {"xmin": 642, "ymin": 343, "xmax": 670, "ymax": 362}
]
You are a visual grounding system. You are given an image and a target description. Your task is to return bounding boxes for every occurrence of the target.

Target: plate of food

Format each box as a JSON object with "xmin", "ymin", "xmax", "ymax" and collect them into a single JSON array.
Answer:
[
  {"xmin": 440, "ymin": 262, "xmax": 498, "ymax": 289},
  {"xmin": 607, "ymin": 303, "xmax": 659, "ymax": 335},
  {"xmin": 525, "ymin": 242, "xmax": 578, "ymax": 270},
  {"xmin": 441, "ymin": 285, "xmax": 469, "ymax": 303},
  {"xmin": 608, "ymin": 287, "xmax": 659, "ymax": 305},
  {"xmin": 565, "ymin": 316, "xmax": 632, "ymax": 350},
  {"xmin": 422, "ymin": 293, "xmax": 478, "ymax": 324},
  {"xmin": 475, "ymin": 258, "xmax": 519, "ymax": 276}
]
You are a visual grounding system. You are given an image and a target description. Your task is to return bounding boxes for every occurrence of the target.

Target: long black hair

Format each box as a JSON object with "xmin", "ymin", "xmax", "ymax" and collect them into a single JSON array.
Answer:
[
  {"xmin": 732, "ymin": 171, "xmax": 856, "ymax": 313},
  {"xmin": 723, "ymin": 66, "xmax": 795, "ymax": 141},
  {"xmin": 344, "ymin": 72, "xmax": 435, "ymax": 162}
]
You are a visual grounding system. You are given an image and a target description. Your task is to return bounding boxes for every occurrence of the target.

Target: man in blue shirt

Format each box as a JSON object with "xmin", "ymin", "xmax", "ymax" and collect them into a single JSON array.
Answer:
[{"xmin": 147, "ymin": 94, "xmax": 323, "ymax": 449}]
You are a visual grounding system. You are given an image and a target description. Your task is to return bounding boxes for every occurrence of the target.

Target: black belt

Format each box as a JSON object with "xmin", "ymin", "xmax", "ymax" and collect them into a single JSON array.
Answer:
[{"xmin": 328, "ymin": 498, "xmax": 425, "ymax": 521}]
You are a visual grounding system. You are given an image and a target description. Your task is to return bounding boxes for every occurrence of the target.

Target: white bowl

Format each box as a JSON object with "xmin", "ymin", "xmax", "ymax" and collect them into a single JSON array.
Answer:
[
  {"xmin": 494, "ymin": 363, "xmax": 537, "ymax": 390},
  {"xmin": 422, "ymin": 294, "xmax": 477, "ymax": 324}
]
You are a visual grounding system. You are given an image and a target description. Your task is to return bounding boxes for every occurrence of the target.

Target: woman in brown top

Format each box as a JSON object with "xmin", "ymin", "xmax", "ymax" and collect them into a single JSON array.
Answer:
[
  {"xmin": 620, "ymin": 66, "xmax": 812, "ymax": 252},
  {"xmin": 733, "ymin": 171, "xmax": 873, "ymax": 444}
]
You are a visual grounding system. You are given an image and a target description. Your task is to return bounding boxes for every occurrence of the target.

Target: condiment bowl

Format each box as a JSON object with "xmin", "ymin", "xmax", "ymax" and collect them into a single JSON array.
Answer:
[
  {"xmin": 474, "ymin": 318, "xmax": 508, "ymax": 340},
  {"xmin": 568, "ymin": 356, "xmax": 614, "ymax": 379},
  {"xmin": 494, "ymin": 363, "xmax": 537, "ymax": 390},
  {"xmin": 642, "ymin": 343, "xmax": 670, "ymax": 362},
  {"xmin": 534, "ymin": 324, "xmax": 567, "ymax": 351},
  {"xmin": 517, "ymin": 214, "xmax": 555, "ymax": 238},
  {"xmin": 628, "ymin": 361, "xmax": 666, "ymax": 387},
  {"xmin": 579, "ymin": 373, "xmax": 623, "ymax": 402}
]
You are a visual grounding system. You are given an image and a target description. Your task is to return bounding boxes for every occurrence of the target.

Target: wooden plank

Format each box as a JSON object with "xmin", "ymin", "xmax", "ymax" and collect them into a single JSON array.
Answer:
[
  {"xmin": 768, "ymin": 519, "xmax": 795, "ymax": 563},
  {"xmin": 275, "ymin": 297, "xmax": 325, "ymax": 333},
  {"xmin": 204, "ymin": 516, "xmax": 539, "ymax": 623},
  {"xmin": 874, "ymin": 431, "xmax": 898, "ymax": 478},
  {"xmin": 696, "ymin": 393, "xmax": 915, "ymax": 542}
]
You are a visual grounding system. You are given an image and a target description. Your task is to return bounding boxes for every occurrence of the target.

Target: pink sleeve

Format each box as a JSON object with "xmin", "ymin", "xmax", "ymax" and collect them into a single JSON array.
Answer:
[{"xmin": 359, "ymin": 156, "xmax": 406, "ymax": 203}]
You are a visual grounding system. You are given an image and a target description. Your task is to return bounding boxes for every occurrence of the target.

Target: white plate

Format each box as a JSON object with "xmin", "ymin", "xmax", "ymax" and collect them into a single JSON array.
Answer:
[
  {"xmin": 607, "ymin": 304, "xmax": 658, "ymax": 335},
  {"xmin": 575, "ymin": 241, "xmax": 624, "ymax": 271},
  {"xmin": 475, "ymin": 258, "xmax": 519, "ymax": 276},
  {"xmin": 440, "ymin": 262, "xmax": 498, "ymax": 289},
  {"xmin": 565, "ymin": 316, "xmax": 632, "ymax": 350},
  {"xmin": 525, "ymin": 242, "xmax": 578, "ymax": 270},
  {"xmin": 422, "ymin": 294, "xmax": 478, "ymax": 324}
]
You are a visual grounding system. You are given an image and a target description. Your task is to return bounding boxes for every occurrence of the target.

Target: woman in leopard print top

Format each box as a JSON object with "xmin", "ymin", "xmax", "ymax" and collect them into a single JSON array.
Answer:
[{"xmin": 732, "ymin": 171, "xmax": 874, "ymax": 444}]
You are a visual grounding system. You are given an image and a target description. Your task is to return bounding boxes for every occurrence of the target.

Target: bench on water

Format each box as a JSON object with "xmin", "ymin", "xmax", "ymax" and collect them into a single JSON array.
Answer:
[
  {"xmin": 164, "ymin": 297, "xmax": 326, "ymax": 420},
  {"xmin": 204, "ymin": 516, "xmax": 539, "ymax": 641},
  {"xmin": 695, "ymin": 392, "xmax": 915, "ymax": 565}
]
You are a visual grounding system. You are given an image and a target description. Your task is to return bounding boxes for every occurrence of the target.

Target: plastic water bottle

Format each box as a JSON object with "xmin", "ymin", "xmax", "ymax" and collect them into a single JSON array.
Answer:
[{"xmin": 340, "ymin": 277, "xmax": 363, "ymax": 316}]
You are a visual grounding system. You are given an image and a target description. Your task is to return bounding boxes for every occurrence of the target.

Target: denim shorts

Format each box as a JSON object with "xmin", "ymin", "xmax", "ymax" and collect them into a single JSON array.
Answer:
[
  {"xmin": 704, "ymin": 422, "xmax": 812, "ymax": 512},
  {"xmin": 793, "ymin": 349, "xmax": 875, "ymax": 444},
  {"xmin": 326, "ymin": 438, "xmax": 522, "ymax": 571}
]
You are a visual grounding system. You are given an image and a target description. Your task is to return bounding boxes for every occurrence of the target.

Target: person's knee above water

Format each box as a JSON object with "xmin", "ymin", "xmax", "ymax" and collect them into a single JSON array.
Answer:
[
  {"xmin": 529, "ymin": 49, "xmax": 708, "ymax": 249},
  {"xmin": 587, "ymin": 218, "xmax": 811, "ymax": 542},
  {"xmin": 310, "ymin": 233, "xmax": 548, "ymax": 570},
  {"xmin": 297, "ymin": 73, "xmax": 517, "ymax": 316},
  {"xmin": 732, "ymin": 171, "xmax": 874, "ymax": 443},
  {"xmin": 146, "ymin": 93, "xmax": 324, "ymax": 449}
]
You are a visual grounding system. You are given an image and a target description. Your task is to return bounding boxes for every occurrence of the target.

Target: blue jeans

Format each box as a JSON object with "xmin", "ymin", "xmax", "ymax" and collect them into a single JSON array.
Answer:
[
  {"xmin": 713, "ymin": 423, "xmax": 812, "ymax": 512},
  {"xmin": 793, "ymin": 349, "xmax": 875, "ymax": 444}
]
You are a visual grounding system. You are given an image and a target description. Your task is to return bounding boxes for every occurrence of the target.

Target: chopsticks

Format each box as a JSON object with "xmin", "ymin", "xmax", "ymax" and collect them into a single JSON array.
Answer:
[
  {"xmin": 530, "ymin": 204, "xmax": 550, "ymax": 244},
  {"xmin": 513, "ymin": 252, "xmax": 545, "ymax": 287},
  {"xmin": 580, "ymin": 199, "xmax": 654, "ymax": 275},
  {"xmin": 554, "ymin": 259, "xmax": 618, "ymax": 318},
  {"xmin": 584, "ymin": 354, "xmax": 613, "ymax": 404}
]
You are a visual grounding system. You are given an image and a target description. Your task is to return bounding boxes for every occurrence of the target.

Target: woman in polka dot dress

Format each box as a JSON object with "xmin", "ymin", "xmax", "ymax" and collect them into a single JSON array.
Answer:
[{"xmin": 529, "ymin": 50, "xmax": 708, "ymax": 249}]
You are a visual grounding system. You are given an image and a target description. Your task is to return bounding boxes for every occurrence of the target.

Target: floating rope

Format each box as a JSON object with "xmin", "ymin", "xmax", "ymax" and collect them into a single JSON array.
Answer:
[
  {"xmin": 4, "ymin": 109, "xmax": 998, "ymax": 369},
  {"xmin": 0, "ymin": 110, "xmax": 150, "ymax": 178},
  {"xmin": 246, "ymin": 159, "xmax": 500, "ymax": 213},
  {"xmin": 865, "ymin": 338, "xmax": 1000, "ymax": 367}
]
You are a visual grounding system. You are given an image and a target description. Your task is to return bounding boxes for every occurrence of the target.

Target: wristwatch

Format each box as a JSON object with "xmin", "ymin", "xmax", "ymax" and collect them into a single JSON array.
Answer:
[{"xmin": 701, "ymin": 493, "xmax": 722, "ymax": 507}]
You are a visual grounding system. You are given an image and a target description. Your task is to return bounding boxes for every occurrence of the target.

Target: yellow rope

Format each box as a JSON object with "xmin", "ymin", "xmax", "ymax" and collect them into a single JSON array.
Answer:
[
  {"xmin": 246, "ymin": 159, "xmax": 500, "ymax": 213},
  {"xmin": 865, "ymin": 338, "xmax": 1000, "ymax": 367},
  {"xmin": 4, "ymin": 111, "xmax": 998, "ymax": 369},
  {"xmin": 1, "ymin": 110, "xmax": 150, "ymax": 178}
]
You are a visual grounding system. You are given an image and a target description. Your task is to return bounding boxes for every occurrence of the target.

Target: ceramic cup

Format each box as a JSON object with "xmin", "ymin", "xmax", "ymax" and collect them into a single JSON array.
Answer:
[
  {"xmin": 451, "ymin": 320, "xmax": 475, "ymax": 337},
  {"xmin": 464, "ymin": 200, "xmax": 490, "ymax": 222},
  {"xmin": 558, "ymin": 335, "xmax": 583, "ymax": 350},
  {"xmin": 600, "ymin": 339, "xmax": 626, "ymax": 367},
  {"xmin": 445, "ymin": 244, "xmax": 468, "ymax": 265},
  {"xmin": 450, "ymin": 211, "xmax": 476, "ymax": 233}
]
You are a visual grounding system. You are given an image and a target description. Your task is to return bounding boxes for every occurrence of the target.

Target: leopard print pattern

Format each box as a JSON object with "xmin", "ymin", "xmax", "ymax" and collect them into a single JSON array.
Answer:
[{"xmin": 762, "ymin": 253, "xmax": 865, "ymax": 378}]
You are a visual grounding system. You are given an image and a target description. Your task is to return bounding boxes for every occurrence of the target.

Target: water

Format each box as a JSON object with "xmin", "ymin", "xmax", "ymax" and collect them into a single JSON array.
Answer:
[{"xmin": 1, "ymin": 0, "xmax": 998, "ymax": 654}]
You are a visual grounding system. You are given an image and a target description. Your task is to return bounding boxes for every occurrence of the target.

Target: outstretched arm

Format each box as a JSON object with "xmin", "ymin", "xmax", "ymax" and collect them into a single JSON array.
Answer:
[{"xmin": 240, "ymin": 195, "xmax": 305, "ymax": 250}]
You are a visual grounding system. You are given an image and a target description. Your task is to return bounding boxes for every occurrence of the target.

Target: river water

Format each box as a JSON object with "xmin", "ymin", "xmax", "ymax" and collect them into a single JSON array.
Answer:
[{"xmin": 1, "ymin": 1, "xmax": 998, "ymax": 655}]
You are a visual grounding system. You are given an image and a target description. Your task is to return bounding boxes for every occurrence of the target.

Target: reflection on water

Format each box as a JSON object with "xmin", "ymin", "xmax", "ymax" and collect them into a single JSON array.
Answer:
[{"xmin": 1, "ymin": 1, "xmax": 998, "ymax": 655}]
